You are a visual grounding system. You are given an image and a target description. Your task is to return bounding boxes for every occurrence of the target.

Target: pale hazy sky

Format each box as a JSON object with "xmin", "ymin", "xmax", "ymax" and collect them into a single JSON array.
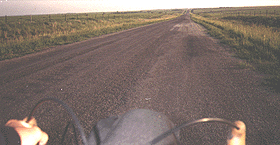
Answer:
[{"xmin": 0, "ymin": 0, "xmax": 280, "ymax": 16}]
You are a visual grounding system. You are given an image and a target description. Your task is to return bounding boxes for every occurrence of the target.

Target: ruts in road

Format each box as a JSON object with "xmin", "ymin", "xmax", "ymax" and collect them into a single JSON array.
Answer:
[{"xmin": 0, "ymin": 14, "xmax": 279, "ymax": 144}]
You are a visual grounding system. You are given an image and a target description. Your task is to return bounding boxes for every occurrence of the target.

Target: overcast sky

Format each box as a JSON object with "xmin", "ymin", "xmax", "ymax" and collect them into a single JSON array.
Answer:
[{"xmin": 0, "ymin": 0, "xmax": 280, "ymax": 16}]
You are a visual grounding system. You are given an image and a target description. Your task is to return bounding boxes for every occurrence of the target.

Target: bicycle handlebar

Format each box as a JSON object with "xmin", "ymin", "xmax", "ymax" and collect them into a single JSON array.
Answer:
[{"xmin": 26, "ymin": 98, "xmax": 246, "ymax": 145}]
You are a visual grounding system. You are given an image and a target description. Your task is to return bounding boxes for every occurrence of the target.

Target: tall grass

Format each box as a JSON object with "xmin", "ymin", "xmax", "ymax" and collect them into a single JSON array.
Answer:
[
  {"xmin": 0, "ymin": 10, "xmax": 182, "ymax": 60},
  {"xmin": 191, "ymin": 6, "xmax": 280, "ymax": 16},
  {"xmin": 191, "ymin": 10, "xmax": 280, "ymax": 92}
]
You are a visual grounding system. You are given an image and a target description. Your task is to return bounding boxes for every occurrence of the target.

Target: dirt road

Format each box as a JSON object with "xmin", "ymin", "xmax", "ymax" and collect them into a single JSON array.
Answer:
[{"xmin": 0, "ymin": 14, "xmax": 279, "ymax": 144}]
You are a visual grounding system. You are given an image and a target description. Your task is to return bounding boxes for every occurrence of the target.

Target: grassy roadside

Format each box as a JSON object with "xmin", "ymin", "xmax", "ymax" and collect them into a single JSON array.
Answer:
[
  {"xmin": 0, "ymin": 10, "xmax": 182, "ymax": 61},
  {"xmin": 190, "ymin": 12, "xmax": 280, "ymax": 92}
]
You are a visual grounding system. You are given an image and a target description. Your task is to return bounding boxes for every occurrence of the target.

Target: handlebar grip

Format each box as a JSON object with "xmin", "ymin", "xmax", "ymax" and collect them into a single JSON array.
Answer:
[
  {"xmin": 227, "ymin": 121, "xmax": 246, "ymax": 145},
  {"xmin": 25, "ymin": 117, "xmax": 37, "ymax": 125}
]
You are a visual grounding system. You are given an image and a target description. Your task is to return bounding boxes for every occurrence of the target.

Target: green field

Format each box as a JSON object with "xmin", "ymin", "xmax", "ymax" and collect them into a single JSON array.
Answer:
[
  {"xmin": 0, "ymin": 10, "xmax": 183, "ymax": 60},
  {"xmin": 191, "ymin": 6, "xmax": 280, "ymax": 92}
]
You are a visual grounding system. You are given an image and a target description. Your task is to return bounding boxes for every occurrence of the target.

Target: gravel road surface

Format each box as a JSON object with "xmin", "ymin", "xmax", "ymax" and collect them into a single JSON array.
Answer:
[{"xmin": 1, "ymin": 14, "xmax": 279, "ymax": 144}]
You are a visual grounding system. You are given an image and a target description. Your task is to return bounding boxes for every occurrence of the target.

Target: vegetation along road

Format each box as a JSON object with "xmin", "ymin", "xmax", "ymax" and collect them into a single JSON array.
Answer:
[{"xmin": 0, "ymin": 13, "xmax": 279, "ymax": 144}]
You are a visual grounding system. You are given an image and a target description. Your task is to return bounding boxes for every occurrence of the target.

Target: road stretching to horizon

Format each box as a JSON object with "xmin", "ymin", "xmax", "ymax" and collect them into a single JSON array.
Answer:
[{"xmin": 0, "ymin": 13, "xmax": 279, "ymax": 144}]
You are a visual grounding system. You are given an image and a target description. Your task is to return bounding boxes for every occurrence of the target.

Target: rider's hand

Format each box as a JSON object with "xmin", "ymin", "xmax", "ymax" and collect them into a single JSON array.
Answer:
[{"xmin": 5, "ymin": 117, "xmax": 48, "ymax": 145}]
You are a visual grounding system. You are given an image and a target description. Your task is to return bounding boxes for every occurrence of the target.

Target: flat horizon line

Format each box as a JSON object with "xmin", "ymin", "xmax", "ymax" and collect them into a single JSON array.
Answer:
[{"xmin": 1, "ymin": 5, "xmax": 279, "ymax": 17}]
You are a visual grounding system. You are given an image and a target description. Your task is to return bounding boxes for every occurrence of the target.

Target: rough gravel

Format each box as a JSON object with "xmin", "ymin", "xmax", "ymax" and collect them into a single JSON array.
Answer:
[{"xmin": 0, "ymin": 14, "xmax": 279, "ymax": 144}]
